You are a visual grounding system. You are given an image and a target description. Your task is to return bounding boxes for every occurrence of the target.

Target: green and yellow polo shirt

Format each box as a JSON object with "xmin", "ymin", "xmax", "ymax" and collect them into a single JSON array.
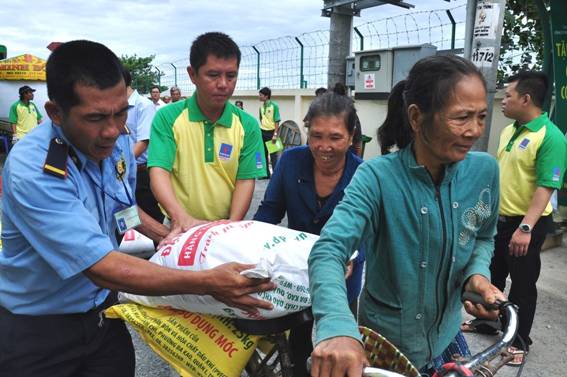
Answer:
[
  {"xmin": 497, "ymin": 113, "xmax": 567, "ymax": 216},
  {"xmin": 147, "ymin": 93, "xmax": 266, "ymax": 221},
  {"xmin": 9, "ymin": 100, "xmax": 42, "ymax": 139},
  {"xmin": 259, "ymin": 100, "xmax": 280, "ymax": 131}
]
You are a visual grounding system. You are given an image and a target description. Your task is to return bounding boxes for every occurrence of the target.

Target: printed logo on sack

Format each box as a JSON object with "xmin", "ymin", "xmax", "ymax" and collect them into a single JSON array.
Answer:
[
  {"xmin": 219, "ymin": 143, "xmax": 233, "ymax": 160},
  {"xmin": 552, "ymin": 167, "xmax": 561, "ymax": 182},
  {"xmin": 255, "ymin": 151, "xmax": 263, "ymax": 169},
  {"xmin": 177, "ymin": 221, "xmax": 231, "ymax": 266},
  {"xmin": 518, "ymin": 138, "xmax": 530, "ymax": 150},
  {"xmin": 123, "ymin": 230, "xmax": 136, "ymax": 241}
]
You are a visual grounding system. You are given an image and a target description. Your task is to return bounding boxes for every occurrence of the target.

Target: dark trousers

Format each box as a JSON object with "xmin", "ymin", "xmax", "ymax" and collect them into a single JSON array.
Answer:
[
  {"xmin": 490, "ymin": 215, "xmax": 552, "ymax": 351},
  {"xmin": 0, "ymin": 294, "xmax": 135, "ymax": 377},
  {"xmin": 261, "ymin": 130, "xmax": 279, "ymax": 178},
  {"xmin": 136, "ymin": 166, "xmax": 164, "ymax": 223}
]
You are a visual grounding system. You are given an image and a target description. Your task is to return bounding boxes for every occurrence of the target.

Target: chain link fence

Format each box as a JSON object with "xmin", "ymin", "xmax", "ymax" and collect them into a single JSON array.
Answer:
[{"xmin": 154, "ymin": 5, "xmax": 466, "ymax": 94}]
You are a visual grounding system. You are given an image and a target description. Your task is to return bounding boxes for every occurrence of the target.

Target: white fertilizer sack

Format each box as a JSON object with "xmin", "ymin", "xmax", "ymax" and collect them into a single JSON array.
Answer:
[{"xmin": 121, "ymin": 220, "xmax": 317, "ymax": 319}]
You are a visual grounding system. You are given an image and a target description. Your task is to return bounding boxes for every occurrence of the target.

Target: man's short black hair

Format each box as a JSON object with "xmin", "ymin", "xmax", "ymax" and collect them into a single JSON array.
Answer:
[
  {"xmin": 46, "ymin": 40, "xmax": 124, "ymax": 113},
  {"xmin": 190, "ymin": 32, "xmax": 241, "ymax": 73},
  {"xmin": 507, "ymin": 70, "xmax": 549, "ymax": 109},
  {"xmin": 259, "ymin": 87, "xmax": 271, "ymax": 99},
  {"xmin": 150, "ymin": 86, "xmax": 160, "ymax": 92},
  {"xmin": 315, "ymin": 87, "xmax": 328, "ymax": 97}
]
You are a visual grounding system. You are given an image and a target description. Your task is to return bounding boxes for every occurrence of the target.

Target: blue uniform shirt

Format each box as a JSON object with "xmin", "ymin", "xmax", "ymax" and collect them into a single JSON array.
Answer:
[
  {"xmin": 0, "ymin": 120, "xmax": 137, "ymax": 315},
  {"xmin": 127, "ymin": 89, "xmax": 156, "ymax": 165}
]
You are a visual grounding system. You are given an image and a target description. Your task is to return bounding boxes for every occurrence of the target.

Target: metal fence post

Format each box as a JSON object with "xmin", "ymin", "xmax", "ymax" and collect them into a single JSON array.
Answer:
[
  {"xmin": 446, "ymin": 10, "xmax": 456, "ymax": 50},
  {"xmin": 295, "ymin": 37, "xmax": 306, "ymax": 88},
  {"xmin": 154, "ymin": 66, "xmax": 161, "ymax": 88},
  {"xmin": 252, "ymin": 45, "xmax": 260, "ymax": 90},
  {"xmin": 354, "ymin": 26, "xmax": 364, "ymax": 51},
  {"xmin": 169, "ymin": 63, "xmax": 177, "ymax": 87}
]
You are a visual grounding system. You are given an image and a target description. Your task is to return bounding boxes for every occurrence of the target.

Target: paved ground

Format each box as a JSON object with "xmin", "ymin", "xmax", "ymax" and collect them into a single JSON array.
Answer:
[{"xmin": 133, "ymin": 178, "xmax": 567, "ymax": 376}]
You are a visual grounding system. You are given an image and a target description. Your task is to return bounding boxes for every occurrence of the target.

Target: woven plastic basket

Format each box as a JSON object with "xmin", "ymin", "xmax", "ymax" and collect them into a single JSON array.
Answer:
[{"xmin": 359, "ymin": 326, "xmax": 421, "ymax": 377}]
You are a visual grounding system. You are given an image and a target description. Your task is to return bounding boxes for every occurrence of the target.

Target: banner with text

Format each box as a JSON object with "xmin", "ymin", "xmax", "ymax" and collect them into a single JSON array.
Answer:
[
  {"xmin": 0, "ymin": 54, "xmax": 46, "ymax": 81},
  {"xmin": 106, "ymin": 304, "xmax": 260, "ymax": 377}
]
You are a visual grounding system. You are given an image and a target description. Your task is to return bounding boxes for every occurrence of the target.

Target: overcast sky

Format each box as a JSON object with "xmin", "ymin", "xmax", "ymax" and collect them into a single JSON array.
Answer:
[{"xmin": 2, "ymin": 0, "xmax": 466, "ymax": 64}]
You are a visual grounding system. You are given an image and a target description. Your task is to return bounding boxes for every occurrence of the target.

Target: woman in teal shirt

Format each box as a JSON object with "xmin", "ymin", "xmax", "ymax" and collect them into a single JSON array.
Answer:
[{"xmin": 308, "ymin": 55, "xmax": 506, "ymax": 375}]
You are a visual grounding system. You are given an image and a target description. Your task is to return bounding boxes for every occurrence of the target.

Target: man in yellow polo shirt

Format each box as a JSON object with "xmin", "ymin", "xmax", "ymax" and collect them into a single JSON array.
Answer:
[
  {"xmin": 9, "ymin": 85, "xmax": 42, "ymax": 144},
  {"xmin": 259, "ymin": 87, "xmax": 281, "ymax": 178},
  {"xmin": 491, "ymin": 71, "xmax": 566, "ymax": 364},
  {"xmin": 148, "ymin": 32, "xmax": 266, "ymax": 238}
]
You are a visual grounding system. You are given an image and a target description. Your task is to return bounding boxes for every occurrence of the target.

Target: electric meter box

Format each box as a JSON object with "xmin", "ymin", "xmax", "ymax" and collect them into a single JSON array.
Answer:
[
  {"xmin": 354, "ymin": 44, "xmax": 437, "ymax": 100},
  {"xmin": 345, "ymin": 56, "xmax": 355, "ymax": 88}
]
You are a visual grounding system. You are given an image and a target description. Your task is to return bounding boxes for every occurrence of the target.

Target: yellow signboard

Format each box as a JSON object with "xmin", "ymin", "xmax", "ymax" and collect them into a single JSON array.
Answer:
[{"xmin": 0, "ymin": 54, "xmax": 46, "ymax": 81}]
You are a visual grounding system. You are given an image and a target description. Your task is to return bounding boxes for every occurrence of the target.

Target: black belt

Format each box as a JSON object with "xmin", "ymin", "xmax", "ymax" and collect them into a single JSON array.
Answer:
[{"xmin": 498, "ymin": 215, "xmax": 524, "ymax": 223}]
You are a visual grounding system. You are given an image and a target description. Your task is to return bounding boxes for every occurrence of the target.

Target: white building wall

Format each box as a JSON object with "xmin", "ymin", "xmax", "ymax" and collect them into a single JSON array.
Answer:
[{"xmin": 0, "ymin": 81, "xmax": 48, "ymax": 123}]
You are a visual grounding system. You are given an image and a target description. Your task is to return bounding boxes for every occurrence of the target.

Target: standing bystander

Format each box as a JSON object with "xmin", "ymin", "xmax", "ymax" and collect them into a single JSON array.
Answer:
[
  {"xmin": 124, "ymin": 69, "xmax": 163, "ymax": 223},
  {"xmin": 149, "ymin": 85, "xmax": 165, "ymax": 109},
  {"xmin": 478, "ymin": 71, "xmax": 565, "ymax": 365},
  {"xmin": 170, "ymin": 86, "xmax": 182, "ymax": 103},
  {"xmin": 148, "ymin": 32, "xmax": 266, "ymax": 239},
  {"xmin": 259, "ymin": 87, "xmax": 281, "ymax": 178},
  {"xmin": 9, "ymin": 85, "xmax": 42, "ymax": 144}
]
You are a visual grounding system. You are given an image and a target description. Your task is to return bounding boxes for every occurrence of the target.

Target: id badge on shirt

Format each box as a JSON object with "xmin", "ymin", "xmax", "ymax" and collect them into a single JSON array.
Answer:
[{"xmin": 114, "ymin": 205, "xmax": 142, "ymax": 234}]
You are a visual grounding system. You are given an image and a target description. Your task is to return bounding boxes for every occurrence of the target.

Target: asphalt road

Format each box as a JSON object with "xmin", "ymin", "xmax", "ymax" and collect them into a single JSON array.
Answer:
[{"xmin": 132, "ymin": 178, "xmax": 567, "ymax": 376}]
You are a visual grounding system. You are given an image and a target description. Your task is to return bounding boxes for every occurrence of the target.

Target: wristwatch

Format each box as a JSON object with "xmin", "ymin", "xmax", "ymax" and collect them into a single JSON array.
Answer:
[{"xmin": 518, "ymin": 223, "xmax": 532, "ymax": 233}]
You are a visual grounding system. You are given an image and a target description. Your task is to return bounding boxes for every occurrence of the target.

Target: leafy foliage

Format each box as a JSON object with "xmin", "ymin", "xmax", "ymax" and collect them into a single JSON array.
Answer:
[
  {"xmin": 120, "ymin": 54, "xmax": 166, "ymax": 94},
  {"xmin": 498, "ymin": 0, "xmax": 550, "ymax": 85}
]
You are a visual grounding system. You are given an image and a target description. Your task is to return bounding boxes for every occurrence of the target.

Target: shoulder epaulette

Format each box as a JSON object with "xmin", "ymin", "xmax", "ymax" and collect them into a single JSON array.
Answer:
[
  {"xmin": 43, "ymin": 137, "xmax": 69, "ymax": 179},
  {"xmin": 122, "ymin": 125, "xmax": 130, "ymax": 135}
]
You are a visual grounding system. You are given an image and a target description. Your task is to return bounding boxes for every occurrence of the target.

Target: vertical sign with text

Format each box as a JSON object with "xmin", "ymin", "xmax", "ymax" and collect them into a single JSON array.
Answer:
[
  {"xmin": 551, "ymin": 0, "xmax": 567, "ymax": 207},
  {"xmin": 551, "ymin": 0, "xmax": 567, "ymax": 133}
]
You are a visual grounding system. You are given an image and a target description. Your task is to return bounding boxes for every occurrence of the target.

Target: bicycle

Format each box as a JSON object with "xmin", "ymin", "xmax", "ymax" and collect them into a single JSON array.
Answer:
[
  {"xmin": 306, "ymin": 292, "xmax": 521, "ymax": 377},
  {"xmin": 236, "ymin": 308, "xmax": 314, "ymax": 377}
]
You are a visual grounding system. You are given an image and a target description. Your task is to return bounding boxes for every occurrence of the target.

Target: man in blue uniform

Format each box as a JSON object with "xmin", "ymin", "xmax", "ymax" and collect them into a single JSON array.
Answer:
[{"xmin": 0, "ymin": 40, "xmax": 274, "ymax": 377}]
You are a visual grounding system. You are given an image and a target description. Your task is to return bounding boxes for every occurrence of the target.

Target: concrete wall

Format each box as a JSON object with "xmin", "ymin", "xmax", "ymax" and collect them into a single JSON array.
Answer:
[
  {"xmin": 232, "ymin": 88, "xmax": 514, "ymax": 159},
  {"xmin": 0, "ymin": 81, "xmax": 48, "ymax": 122}
]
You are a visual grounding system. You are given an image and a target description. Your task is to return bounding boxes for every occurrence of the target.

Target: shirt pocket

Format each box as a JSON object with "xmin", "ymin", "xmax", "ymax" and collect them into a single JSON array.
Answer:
[{"xmin": 360, "ymin": 288, "xmax": 403, "ymax": 346}]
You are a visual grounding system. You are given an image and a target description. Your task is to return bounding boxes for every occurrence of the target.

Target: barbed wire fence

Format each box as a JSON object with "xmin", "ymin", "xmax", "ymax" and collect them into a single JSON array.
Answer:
[{"xmin": 154, "ymin": 5, "xmax": 467, "ymax": 95}]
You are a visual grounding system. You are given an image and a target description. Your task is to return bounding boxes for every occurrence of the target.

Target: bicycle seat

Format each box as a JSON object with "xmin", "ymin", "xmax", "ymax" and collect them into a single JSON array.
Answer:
[{"xmin": 234, "ymin": 308, "xmax": 313, "ymax": 335}]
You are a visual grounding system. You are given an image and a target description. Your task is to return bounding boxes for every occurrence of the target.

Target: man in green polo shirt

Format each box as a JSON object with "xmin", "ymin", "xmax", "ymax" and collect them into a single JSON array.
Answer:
[
  {"xmin": 489, "ymin": 71, "xmax": 565, "ymax": 364},
  {"xmin": 148, "ymin": 32, "xmax": 266, "ymax": 239},
  {"xmin": 9, "ymin": 85, "xmax": 42, "ymax": 144},
  {"xmin": 259, "ymin": 86, "xmax": 281, "ymax": 178}
]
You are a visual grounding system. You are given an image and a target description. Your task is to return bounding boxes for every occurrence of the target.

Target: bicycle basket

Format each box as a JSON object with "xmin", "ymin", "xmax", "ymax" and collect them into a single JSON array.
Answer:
[{"xmin": 359, "ymin": 326, "xmax": 420, "ymax": 377}]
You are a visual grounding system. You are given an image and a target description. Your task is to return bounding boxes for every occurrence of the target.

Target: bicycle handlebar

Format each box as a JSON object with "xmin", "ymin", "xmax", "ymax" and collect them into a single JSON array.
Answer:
[
  {"xmin": 457, "ymin": 292, "xmax": 518, "ymax": 374},
  {"xmin": 461, "ymin": 291, "xmax": 501, "ymax": 311},
  {"xmin": 306, "ymin": 293, "xmax": 518, "ymax": 377}
]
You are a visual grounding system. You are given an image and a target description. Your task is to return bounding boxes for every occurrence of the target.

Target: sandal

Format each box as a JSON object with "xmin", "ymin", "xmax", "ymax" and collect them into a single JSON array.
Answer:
[
  {"xmin": 460, "ymin": 319, "xmax": 499, "ymax": 335},
  {"xmin": 506, "ymin": 346, "xmax": 527, "ymax": 367}
]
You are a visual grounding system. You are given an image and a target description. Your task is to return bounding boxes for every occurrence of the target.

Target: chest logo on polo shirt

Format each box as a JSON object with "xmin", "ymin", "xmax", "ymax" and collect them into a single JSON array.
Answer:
[
  {"xmin": 553, "ymin": 167, "xmax": 561, "ymax": 182},
  {"xmin": 218, "ymin": 143, "xmax": 233, "ymax": 161},
  {"xmin": 518, "ymin": 138, "xmax": 530, "ymax": 150},
  {"xmin": 255, "ymin": 151, "xmax": 263, "ymax": 169}
]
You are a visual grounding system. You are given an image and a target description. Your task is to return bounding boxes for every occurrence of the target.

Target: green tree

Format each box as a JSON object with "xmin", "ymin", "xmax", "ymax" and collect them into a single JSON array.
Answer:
[
  {"xmin": 498, "ymin": 0, "xmax": 550, "ymax": 85},
  {"xmin": 120, "ymin": 54, "xmax": 166, "ymax": 94}
]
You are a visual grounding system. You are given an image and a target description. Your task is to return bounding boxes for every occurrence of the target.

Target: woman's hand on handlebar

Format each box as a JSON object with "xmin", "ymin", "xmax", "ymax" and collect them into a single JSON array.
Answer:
[
  {"xmin": 310, "ymin": 336, "xmax": 369, "ymax": 377},
  {"xmin": 463, "ymin": 274, "xmax": 506, "ymax": 320}
]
